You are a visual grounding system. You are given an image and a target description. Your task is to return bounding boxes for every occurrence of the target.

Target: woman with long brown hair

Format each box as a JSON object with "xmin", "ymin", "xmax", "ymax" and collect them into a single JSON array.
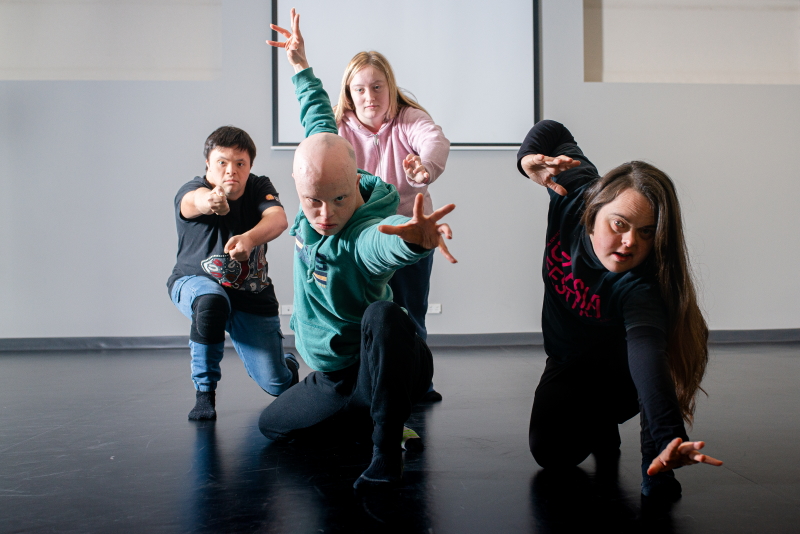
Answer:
[{"xmin": 517, "ymin": 120, "xmax": 722, "ymax": 500}]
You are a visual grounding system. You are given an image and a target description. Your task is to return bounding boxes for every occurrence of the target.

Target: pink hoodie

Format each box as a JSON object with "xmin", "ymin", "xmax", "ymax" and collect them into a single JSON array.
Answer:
[{"xmin": 338, "ymin": 107, "xmax": 450, "ymax": 217}]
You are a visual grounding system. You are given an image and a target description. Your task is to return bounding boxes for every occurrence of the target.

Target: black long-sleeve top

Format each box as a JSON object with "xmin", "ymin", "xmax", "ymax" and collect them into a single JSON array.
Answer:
[{"xmin": 517, "ymin": 120, "xmax": 689, "ymax": 453}]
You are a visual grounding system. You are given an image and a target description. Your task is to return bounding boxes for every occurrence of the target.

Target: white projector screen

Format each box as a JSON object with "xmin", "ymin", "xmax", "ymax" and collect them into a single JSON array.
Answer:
[{"xmin": 271, "ymin": 0, "xmax": 537, "ymax": 147}]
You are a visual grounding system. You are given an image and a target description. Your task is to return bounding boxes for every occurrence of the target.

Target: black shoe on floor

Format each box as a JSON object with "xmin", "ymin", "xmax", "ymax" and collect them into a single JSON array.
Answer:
[
  {"xmin": 419, "ymin": 389, "xmax": 443, "ymax": 403},
  {"xmin": 188, "ymin": 390, "xmax": 216, "ymax": 421},
  {"xmin": 641, "ymin": 470, "xmax": 682, "ymax": 501},
  {"xmin": 284, "ymin": 352, "xmax": 300, "ymax": 387}
]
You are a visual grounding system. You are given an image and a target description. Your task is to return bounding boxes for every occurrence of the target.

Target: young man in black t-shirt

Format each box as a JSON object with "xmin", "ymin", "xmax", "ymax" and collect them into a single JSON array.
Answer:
[{"xmin": 168, "ymin": 126, "xmax": 298, "ymax": 420}]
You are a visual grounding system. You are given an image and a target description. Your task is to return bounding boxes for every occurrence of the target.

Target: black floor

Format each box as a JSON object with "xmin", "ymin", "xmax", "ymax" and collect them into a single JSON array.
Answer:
[{"xmin": 1, "ymin": 343, "xmax": 798, "ymax": 533}]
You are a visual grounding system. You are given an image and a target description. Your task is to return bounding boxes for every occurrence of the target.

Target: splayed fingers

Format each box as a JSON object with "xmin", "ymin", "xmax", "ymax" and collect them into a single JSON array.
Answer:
[
  {"xmin": 647, "ymin": 438, "xmax": 723, "ymax": 475},
  {"xmin": 378, "ymin": 194, "xmax": 457, "ymax": 262},
  {"xmin": 267, "ymin": 8, "xmax": 308, "ymax": 71}
]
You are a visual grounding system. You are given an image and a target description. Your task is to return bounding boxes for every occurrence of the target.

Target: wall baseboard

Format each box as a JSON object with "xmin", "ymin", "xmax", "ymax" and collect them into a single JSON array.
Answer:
[{"xmin": 0, "ymin": 329, "xmax": 798, "ymax": 352}]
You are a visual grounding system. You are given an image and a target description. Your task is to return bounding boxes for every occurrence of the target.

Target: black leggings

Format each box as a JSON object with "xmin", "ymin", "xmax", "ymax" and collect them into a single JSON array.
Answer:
[
  {"xmin": 530, "ymin": 327, "xmax": 691, "ymax": 470},
  {"xmin": 258, "ymin": 301, "xmax": 433, "ymax": 452},
  {"xmin": 529, "ymin": 353, "xmax": 641, "ymax": 468}
]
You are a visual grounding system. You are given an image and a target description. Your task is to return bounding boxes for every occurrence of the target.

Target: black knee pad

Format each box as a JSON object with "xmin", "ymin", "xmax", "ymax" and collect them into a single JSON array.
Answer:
[{"xmin": 190, "ymin": 294, "xmax": 229, "ymax": 345}]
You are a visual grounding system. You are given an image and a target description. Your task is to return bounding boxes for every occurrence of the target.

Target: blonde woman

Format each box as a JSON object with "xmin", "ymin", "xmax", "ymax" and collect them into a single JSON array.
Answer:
[{"xmin": 285, "ymin": 22, "xmax": 450, "ymax": 400}]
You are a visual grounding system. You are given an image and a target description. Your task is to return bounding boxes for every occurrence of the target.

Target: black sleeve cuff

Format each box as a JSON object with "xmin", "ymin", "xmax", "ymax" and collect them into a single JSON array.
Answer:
[{"xmin": 403, "ymin": 241, "xmax": 429, "ymax": 254}]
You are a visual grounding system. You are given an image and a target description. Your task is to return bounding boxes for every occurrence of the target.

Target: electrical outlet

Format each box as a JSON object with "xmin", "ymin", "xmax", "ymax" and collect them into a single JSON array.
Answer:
[
  {"xmin": 280, "ymin": 304, "xmax": 293, "ymax": 315},
  {"xmin": 426, "ymin": 303, "xmax": 442, "ymax": 314}
]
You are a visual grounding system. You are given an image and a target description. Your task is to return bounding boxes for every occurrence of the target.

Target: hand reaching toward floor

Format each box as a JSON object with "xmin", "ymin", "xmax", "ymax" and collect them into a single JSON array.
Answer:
[{"xmin": 647, "ymin": 437, "xmax": 723, "ymax": 475}]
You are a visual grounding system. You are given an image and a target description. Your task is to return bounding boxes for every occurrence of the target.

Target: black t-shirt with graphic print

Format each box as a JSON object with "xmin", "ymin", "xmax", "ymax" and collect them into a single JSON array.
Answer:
[
  {"xmin": 517, "ymin": 120, "xmax": 689, "ymax": 453},
  {"xmin": 168, "ymin": 174, "xmax": 283, "ymax": 316}
]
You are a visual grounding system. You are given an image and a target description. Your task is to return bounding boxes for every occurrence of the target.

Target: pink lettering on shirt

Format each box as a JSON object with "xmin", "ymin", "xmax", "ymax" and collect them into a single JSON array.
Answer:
[{"xmin": 546, "ymin": 238, "xmax": 602, "ymax": 319}]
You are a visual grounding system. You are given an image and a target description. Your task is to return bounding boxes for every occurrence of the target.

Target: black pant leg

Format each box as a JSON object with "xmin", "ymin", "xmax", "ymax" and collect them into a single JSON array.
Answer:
[
  {"xmin": 529, "ymin": 353, "xmax": 636, "ymax": 468},
  {"xmin": 353, "ymin": 301, "xmax": 433, "ymax": 452},
  {"xmin": 529, "ymin": 357, "xmax": 594, "ymax": 468},
  {"xmin": 258, "ymin": 366, "xmax": 358, "ymax": 441}
]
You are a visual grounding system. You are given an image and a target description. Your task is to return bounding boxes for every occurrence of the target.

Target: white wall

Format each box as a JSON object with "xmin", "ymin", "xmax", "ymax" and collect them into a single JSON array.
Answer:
[
  {"xmin": 544, "ymin": 0, "xmax": 800, "ymax": 330},
  {"xmin": 0, "ymin": 0, "xmax": 797, "ymax": 339}
]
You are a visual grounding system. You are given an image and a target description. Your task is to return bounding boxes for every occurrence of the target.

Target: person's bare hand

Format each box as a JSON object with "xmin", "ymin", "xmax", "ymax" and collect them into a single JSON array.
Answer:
[
  {"xmin": 647, "ymin": 438, "xmax": 723, "ymax": 475},
  {"xmin": 378, "ymin": 194, "xmax": 456, "ymax": 263},
  {"xmin": 519, "ymin": 154, "xmax": 580, "ymax": 196},
  {"xmin": 267, "ymin": 8, "xmax": 309, "ymax": 73},
  {"xmin": 403, "ymin": 154, "xmax": 430, "ymax": 184},
  {"xmin": 198, "ymin": 185, "xmax": 229, "ymax": 216},
  {"xmin": 224, "ymin": 234, "xmax": 255, "ymax": 262}
]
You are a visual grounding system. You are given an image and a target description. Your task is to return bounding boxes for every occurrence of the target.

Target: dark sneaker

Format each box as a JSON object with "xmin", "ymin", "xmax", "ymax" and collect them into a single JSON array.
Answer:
[
  {"xmin": 285, "ymin": 352, "xmax": 300, "ymax": 388},
  {"xmin": 641, "ymin": 471, "xmax": 682, "ymax": 501},
  {"xmin": 420, "ymin": 388, "xmax": 443, "ymax": 403}
]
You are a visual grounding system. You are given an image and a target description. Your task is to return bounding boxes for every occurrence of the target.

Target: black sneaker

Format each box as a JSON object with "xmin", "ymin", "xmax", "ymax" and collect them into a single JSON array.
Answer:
[
  {"xmin": 284, "ymin": 352, "xmax": 300, "ymax": 387},
  {"xmin": 419, "ymin": 388, "xmax": 443, "ymax": 403}
]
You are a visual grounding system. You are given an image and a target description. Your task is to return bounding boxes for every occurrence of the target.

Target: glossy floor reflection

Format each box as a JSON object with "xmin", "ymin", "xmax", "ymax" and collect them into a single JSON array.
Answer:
[{"xmin": 1, "ymin": 343, "xmax": 799, "ymax": 533}]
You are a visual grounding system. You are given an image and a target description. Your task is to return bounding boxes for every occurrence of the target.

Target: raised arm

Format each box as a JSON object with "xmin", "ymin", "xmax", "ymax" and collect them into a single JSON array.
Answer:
[
  {"xmin": 518, "ymin": 154, "xmax": 579, "ymax": 197},
  {"xmin": 267, "ymin": 8, "xmax": 337, "ymax": 137},
  {"xmin": 516, "ymin": 120, "xmax": 584, "ymax": 197},
  {"xmin": 267, "ymin": 8, "xmax": 308, "ymax": 74}
]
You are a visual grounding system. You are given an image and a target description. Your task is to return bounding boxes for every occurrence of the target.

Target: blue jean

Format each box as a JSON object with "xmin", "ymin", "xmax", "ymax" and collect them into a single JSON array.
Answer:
[{"xmin": 170, "ymin": 275, "xmax": 292, "ymax": 395}]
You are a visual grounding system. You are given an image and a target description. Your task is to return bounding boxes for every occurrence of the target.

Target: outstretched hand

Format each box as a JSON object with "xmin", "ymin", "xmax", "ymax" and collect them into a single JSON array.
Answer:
[
  {"xmin": 267, "ymin": 8, "xmax": 309, "ymax": 73},
  {"xmin": 403, "ymin": 154, "xmax": 430, "ymax": 184},
  {"xmin": 647, "ymin": 438, "xmax": 723, "ymax": 475},
  {"xmin": 378, "ymin": 194, "xmax": 457, "ymax": 263},
  {"xmin": 519, "ymin": 154, "xmax": 580, "ymax": 196}
]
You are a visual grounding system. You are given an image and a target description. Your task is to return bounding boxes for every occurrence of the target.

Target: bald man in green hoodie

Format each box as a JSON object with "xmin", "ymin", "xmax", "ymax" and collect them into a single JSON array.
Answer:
[{"xmin": 260, "ymin": 9, "xmax": 456, "ymax": 491}]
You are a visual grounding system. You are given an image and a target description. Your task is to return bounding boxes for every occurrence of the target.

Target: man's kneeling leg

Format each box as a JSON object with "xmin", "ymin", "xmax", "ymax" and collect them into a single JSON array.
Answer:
[
  {"xmin": 187, "ymin": 294, "xmax": 229, "ymax": 420},
  {"xmin": 259, "ymin": 367, "xmax": 355, "ymax": 443}
]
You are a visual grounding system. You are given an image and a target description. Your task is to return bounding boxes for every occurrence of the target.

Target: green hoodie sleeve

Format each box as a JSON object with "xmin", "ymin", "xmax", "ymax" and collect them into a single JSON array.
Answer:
[
  {"xmin": 353, "ymin": 215, "xmax": 432, "ymax": 276},
  {"xmin": 292, "ymin": 67, "xmax": 338, "ymax": 137}
]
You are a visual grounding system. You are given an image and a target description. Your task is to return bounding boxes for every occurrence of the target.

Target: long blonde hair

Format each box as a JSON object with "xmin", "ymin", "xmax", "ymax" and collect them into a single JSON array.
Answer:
[
  {"xmin": 581, "ymin": 161, "xmax": 709, "ymax": 424},
  {"xmin": 334, "ymin": 51, "xmax": 428, "ymax": 124}
]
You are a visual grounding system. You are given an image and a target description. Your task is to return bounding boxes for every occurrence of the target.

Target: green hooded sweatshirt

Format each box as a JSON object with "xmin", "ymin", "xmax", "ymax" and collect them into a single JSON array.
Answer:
[{"xmin": 289, "ymin": 68, "xmax": 432, "ymax": 372}]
